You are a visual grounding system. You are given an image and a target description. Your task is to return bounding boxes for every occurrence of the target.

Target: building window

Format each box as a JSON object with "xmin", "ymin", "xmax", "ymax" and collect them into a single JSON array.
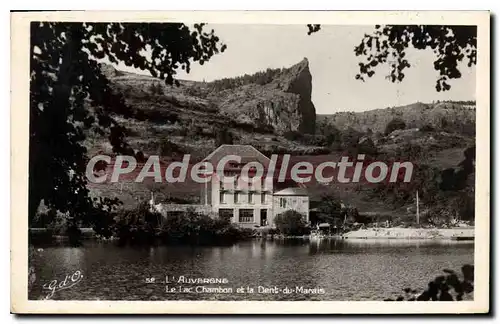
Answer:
[
  {"xmin": 220, "ymin": 191, "xmax": 226, "ymax": 204},
  {"xmin": 239, "ymin": 209, "xmax": 254, "ymax": 223},
  {"xmin": 220, "ymin": 179, "xmax": 224, "ymax": 190},
  {"xmin": 218, "ymin": 209, "xmax": 233, "ymax": 222},
  {"xmin": 248, "ymin": 192, "xmax": 253, "ymax": 204},
  {"xmin": 280, "ymin": 198, "xmax": 287, "ymax": 208},
  {"xmin": 234, "ymin": 192, "xmax": 239, "ymax": 204},
  {"xmin": 233, "ymin": 176, "xmax": 238, "ymax": 190},
  {"xmin": 261, "ymin": 193, "xmax": 266, "ymax": 204}
]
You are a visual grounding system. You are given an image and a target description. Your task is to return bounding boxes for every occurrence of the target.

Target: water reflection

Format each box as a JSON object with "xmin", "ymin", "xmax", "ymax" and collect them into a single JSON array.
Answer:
[{"xmin": 30, "ymin": 239, "xmax": 474, "ymax": 301}]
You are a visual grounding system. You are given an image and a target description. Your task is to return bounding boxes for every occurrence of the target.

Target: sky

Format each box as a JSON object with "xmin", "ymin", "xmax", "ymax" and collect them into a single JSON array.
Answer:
[{"xmin": 112, "ymin": 24, "xmax": 476, "ymax": 114}]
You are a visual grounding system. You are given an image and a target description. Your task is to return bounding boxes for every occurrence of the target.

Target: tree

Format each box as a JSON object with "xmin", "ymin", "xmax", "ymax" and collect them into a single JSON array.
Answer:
[
  {"xmin": 308, "ymin": 25, "xmax": 476, "ymax": 91},
  {"xmin": 384, "ymin": 265, "xmax": 474, "ymax": 301},
  {"xmin": 316, "ymin": 121, "xmax": 341, "ymax": 149},
  {"xmin": 339, "ymin": 127, "xmax": 362, "ymax": 155},
  {"xmin": 315, "ymin": 194, "xmax": 344, "ymax": 226},
  {"xmin": 283, "ymin": 130, "xmax": 302, "ymax": 141},
  {"xmin": 357, "ymin": 136, "xmax": 378, "ymax": 155},
  {"xmin": 158, "ymin": 138, "xmax": 182, "ymax": 157},
  {"xmin": 30, "ymin": 22, "xmax": 226, "ymax": 228},
  {"xmin": 384, "ymin": 118, "xmax": 406, "ymax": 135},
  {"xmin": 354, "ymin": 25, "xmax": 476, "ymax": 91},
  {"xmin": 274, "ymin": 210, "xmax": 308, "ymax": 236}
]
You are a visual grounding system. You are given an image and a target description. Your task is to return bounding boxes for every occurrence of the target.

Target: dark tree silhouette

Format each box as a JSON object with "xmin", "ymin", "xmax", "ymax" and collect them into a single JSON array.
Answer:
[
  {"xmin": 315, "ymin": 194, "xmax": 344, "ymax": 226},
  {"xmin": 307, "ymin": 24, "xmax": 321, "ymax": 35},
  {"xmin": 384, "ymin": 265, "xmax": 474, "ymax": 301},
  {"xmin": 274, "ymin": 210, "xmax": 308, "ymax": 236},
  {"xmin": 308, "ymin": 24, "xmax": 476, "ymax": 91},
  {"xmin": 30, "ymin": 22, "xmax": 225, "ymax": 228},
  {"xmin": 354, "ymin": 25, "xmax": 476, "ymax": 91}
]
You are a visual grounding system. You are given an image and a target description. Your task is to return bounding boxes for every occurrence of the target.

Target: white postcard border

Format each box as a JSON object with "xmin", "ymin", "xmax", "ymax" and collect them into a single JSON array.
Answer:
[{"xmin": 10, "ymin": 10, "xmax": 490, "ymax": 314}]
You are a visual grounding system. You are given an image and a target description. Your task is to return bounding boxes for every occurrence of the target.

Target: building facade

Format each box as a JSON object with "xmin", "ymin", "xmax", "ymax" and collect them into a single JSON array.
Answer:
[
  {"xmin": 203, "ymin": 145, "xmax": 309, "ymax": 228},
  {"xmin": 272, "ymin": 188, "xmax": 309, "ymax": 219}
]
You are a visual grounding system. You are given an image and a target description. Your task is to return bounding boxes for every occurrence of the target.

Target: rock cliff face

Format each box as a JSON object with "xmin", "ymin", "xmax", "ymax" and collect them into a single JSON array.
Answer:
[
  {"xmin": 213, "ymin": 58, "xmax": 316, "ymax": 134},
  {"xmin": 280, "ymin": 58, "xmax": 316, "ymax": 133},
  {"xmin": 102, "ymin": 58, "xmax": 317, "ymax": 135}
]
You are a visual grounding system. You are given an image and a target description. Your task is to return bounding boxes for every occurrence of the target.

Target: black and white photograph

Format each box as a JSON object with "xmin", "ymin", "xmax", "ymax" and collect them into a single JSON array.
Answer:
[{"xmin": 10, "ymin": 11, "xmax": 490, "ymax": 314}]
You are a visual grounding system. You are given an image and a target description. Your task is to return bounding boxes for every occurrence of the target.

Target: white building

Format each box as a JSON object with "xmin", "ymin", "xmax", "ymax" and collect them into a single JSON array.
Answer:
[
  {"xmin": 272, "ymin": 187, "xmax": 309, "ymax": 219},
  {"xmin": 203, "ymin": 145, "xmax": 309, "ymax": 228}
]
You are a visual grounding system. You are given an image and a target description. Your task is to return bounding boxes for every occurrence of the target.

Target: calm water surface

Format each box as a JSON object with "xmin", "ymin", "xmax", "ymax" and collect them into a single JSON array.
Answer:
[{"xmin": 30, "ymin": 239, "xmax": 474, "ymax": 301}]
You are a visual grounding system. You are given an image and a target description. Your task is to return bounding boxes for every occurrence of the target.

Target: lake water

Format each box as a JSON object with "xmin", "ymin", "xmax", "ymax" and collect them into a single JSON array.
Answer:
[{"xmin": 29, "ymin": 239, "xmax": 474, "ymax": 301}]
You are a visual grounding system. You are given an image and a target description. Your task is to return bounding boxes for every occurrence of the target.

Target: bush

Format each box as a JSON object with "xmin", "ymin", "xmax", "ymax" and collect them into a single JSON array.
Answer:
[
  {"xmin": 184, "ymin": 85, "xmax": 209, "ymax": 98},
  {"xmin": 357, "ymin": 136, "xmax": 378, "ymax": 155},
  {"xmin": 268, "ymin": 228, "xmax": 280, "ymax": 236},
  {"xmin": 420, "ymin": 124, "xmax": 435, "ymax": 132},
  {"xmin": 45, "ymin": 211, "xmax": 83, "ymax": 246},
  {"xmin": 274, "ymin": 210, "xmax": 309, "ymax": 236},
  {"xmin": 31, "ymin": 209, "xmax": 57, "ymax": 228},
  {"xmin": 316, "ymin": 122, "xmax": 341, "ymax": 146},
  {"xmin": 158, "ymin": 208, "xmax": 254, "ymax": 245},
  {"xmin": 385, "ymin": 118, "xmax": 406, "ymax": 135},
  {"xmin": 314, "ymin": 194, "xmax": 344, "ymax": 226},
  {"xmin": 299, "ymin": 134, "xmax": 328, "ymax": 146},
  {"xmin": 112, "ymin": 204, "xmax": 254, "ymax": 246},
  {"xmin": 283, "ymin": 130, "xmax": 303, "ymax": 142},
  {"xmin": 339, "ymin": 128, "xmax": 362, "ymax": 151},
  {"xmin": 397, "ymin": 143, "xmax": 424, "ymax": 160},
  {"xmin": 207, "ymin": 67, "xmax": 283, "ymax": 91},
  {"xmin": 158, "ymin": 139, "xmax": 183, "ymax": 157},
  {"xmin": 113, "ymin": 202, "xmax": 162, "ymax": 245}
]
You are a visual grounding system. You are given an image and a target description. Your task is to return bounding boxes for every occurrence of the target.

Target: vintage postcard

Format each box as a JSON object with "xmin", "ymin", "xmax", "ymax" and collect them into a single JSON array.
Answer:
[{"xmin": 11, "ymin": 11, "xmax": 490, "ymax": 314}]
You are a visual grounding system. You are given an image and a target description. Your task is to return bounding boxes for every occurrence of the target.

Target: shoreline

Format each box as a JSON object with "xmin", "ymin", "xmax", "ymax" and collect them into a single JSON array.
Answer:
[
  {"xmin": 341, "ymin": 227, "xmax": 474, "ymax": 240},
  {"xmin": 30, "ymin": 226, "xmax": 475, "ymax": 244}
]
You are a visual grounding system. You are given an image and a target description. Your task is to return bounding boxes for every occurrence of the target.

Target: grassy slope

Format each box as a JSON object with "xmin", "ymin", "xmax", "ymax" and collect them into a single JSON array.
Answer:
[{"xmin": 317, "ymin": 101, "xmax": 475, "ymax": 134}]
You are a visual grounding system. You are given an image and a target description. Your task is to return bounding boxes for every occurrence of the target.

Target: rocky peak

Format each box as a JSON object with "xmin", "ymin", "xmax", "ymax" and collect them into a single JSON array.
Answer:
[
  {"xmin": 100, "ymin": 58, "xmax": 317, "ymax": 135},
  {"xmin": 278, "ymin": 58, "xmax": 316, "ymax": 133},
  {"xmin": 213, "ymin": 58, "xmax": 317, "ymax": 134}
]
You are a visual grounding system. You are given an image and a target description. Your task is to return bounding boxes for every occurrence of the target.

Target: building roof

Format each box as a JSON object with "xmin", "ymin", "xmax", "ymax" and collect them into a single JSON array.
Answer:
[
  {"xmin": 203, "ymin": 145, "xmax": 270, "ymax": 168},
  {"xmin": 273, "ymin": 187, "xmax": 308, "ymax": 196}
]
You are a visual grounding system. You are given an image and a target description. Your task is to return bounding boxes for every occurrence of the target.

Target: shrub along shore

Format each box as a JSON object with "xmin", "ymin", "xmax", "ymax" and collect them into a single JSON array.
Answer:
[
  {"xmin": 30, "ymin": 201, "xmax": 475, "ymax": 246},
  {"xmin": 30, "ymin": 202, "xmax": 255, "ymax": 246}
]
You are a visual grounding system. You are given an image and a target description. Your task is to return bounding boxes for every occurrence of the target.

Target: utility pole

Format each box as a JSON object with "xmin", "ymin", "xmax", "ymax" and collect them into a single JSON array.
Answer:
[
  {"xmin": 205, "ymin": 181, "xmax": 208, "ymax": 205},
  {"xmin": 416, "ymin": 190, "xmax": 420, "ymax": 225},
  {"xmin": 149, "ymin": 191, "xmax": 155, "ymax": 213}
]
